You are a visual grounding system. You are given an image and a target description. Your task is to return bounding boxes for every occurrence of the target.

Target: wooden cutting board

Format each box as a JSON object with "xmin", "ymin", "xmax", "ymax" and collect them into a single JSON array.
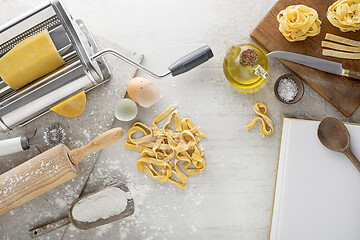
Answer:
[{"xmin": 251, "ymin": 0, "xmax": 360, "ymax": 117}]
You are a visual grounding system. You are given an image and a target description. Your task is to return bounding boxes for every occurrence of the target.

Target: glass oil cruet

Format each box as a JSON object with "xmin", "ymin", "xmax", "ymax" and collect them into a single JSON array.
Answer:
[{"xmin": 223, "ymin": 43, "xmax": 269, "ymax": 92}]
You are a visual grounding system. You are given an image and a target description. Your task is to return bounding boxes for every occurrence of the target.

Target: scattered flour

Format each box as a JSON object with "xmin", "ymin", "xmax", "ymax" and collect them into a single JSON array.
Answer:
[
  {"xmin": 96, "ymin": 224, "xmax": 112, "ymax": 237},
  {"xmin": 120, "ymin": 231, "xmax": 128, "ymax": 239},
  {"xmin": 54, "ymin": 198, "xmax": 68, "ymax": 209},
  {"xmin": 83, "ymin": 129, "xmax": 91, "ymax": 140}
]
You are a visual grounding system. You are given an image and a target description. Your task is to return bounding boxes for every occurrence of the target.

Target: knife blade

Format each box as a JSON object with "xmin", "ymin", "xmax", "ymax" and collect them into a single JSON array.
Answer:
[{"xmin": 266, "ymin": 51, "xmax": 360, "ymax": 80}]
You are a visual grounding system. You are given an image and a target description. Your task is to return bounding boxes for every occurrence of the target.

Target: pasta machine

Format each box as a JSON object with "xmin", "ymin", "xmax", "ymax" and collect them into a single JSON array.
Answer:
[{"xmin": 0, "ymin": 0, "xmax": 213, "ymax": 132}]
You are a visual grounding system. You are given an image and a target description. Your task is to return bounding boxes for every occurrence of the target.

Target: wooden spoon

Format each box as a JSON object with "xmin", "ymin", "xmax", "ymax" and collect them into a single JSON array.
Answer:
[
  {"xmin": 29, "ymin": 182, "xmax": 134, "ymax": 238},
  {"xmin": 317, "ymin": 117, "xmax": 360, "ymax": 172}
]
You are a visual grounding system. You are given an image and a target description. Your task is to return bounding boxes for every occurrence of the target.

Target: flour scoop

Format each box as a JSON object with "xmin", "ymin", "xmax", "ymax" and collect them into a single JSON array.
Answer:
[{"xmin": 29, "ymin": 182, "xmax": 134, "ymax": 238}]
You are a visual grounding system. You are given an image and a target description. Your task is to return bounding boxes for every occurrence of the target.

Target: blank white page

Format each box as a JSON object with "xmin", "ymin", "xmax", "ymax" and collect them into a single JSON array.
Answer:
[{"xmin": 270, "ymin": 118, "xmax": 360, "ymax": 240}]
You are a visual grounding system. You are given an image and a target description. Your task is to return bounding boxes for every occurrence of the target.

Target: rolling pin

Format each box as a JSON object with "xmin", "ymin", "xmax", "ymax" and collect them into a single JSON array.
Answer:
[{"xmin": 0, "ymin": 127, "xmax": 124, "ymax": 216}]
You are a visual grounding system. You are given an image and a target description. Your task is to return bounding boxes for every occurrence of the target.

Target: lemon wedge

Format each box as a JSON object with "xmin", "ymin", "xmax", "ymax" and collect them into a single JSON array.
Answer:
[{"xmin": 51, "ymin": 92, "xmax": 86, "ymax": 118}]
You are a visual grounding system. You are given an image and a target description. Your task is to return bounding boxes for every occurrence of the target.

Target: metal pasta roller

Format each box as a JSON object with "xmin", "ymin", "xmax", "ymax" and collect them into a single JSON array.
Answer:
[
  {"xmin": 0, "ymin": 0, "xmax": 214, "ymax": 133},
  {"xmin": 0, "ymin": 125, "xmax": 66, "ymax": 157}
]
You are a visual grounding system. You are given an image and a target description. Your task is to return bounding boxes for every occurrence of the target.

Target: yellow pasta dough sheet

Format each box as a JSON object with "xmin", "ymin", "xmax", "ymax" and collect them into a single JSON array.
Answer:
[
  {"xmin": 125, "ymin": 104, "xmax": 207, "ymax": 188},
  {"xmin": 0, "ymin": 30, "xmax": 65, "ymax": 90},
  {"xmin": 51, "ymin": 92, "xmax": 87, "ymax": 118}
]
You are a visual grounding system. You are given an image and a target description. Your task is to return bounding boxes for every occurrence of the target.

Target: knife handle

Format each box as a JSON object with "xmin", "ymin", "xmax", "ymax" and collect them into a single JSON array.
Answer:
[{"xmin": 347, "ymin": 70, "xmax": 360, "ymax": 80}]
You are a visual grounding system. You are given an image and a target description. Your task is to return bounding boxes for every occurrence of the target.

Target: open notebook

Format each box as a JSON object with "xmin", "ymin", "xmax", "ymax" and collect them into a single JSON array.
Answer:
[{"xmin": 269, "ymin": 117, "xmax": 360, "ymax": 240}]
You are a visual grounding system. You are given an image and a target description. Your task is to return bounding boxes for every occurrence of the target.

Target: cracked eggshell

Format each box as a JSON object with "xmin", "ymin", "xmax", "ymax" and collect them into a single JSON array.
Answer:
[
  {"xmin": 127, "ymin": 77, "xmax": 160, "ymax": 107},
  {"xmin": 137, "ymin": 83, "xmax": 160, "ymax": 107},
  {"xmin": 114, "ymin": 98, "xmax": 138, "ymax": 121},
  {"xmin": 127, "ymin": 77, "xmax": 152, "ymax": 103}
]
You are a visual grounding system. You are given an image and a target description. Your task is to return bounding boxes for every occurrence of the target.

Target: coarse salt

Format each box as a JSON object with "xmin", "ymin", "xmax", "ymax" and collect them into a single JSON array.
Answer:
[{"xmin": 277, "ymin": 78, "xmax": 298, "ymax": 102}]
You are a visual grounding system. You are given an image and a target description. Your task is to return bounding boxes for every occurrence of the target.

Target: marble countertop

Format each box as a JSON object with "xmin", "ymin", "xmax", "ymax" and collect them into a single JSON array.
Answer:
[{"xmin": 2, "ymin": 0, "xmax": 360, "ymax": 239}]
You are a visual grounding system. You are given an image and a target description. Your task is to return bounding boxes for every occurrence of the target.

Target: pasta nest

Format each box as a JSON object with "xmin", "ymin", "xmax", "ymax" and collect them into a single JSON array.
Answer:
[
  {"xmin": 277, "ymin": 5, "xmax": 322, "ymax": 42},
  {"xmin": 327, "ymin": 0, "xmax": 360, "ymax": 32}
]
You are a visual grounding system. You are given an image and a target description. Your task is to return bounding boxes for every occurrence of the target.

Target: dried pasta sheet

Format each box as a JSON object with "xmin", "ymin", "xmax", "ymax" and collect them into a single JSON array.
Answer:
[{"xmin": 125, "ymin": 104, "xmax": 207, "ymax": 188}]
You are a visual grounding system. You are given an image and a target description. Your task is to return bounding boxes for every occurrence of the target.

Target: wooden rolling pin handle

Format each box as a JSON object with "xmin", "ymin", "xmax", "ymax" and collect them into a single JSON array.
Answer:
[
  {"xmin": 68, "ymin": 127, "xmax": 124, "ymax": 165},
  {"xmin": 343, "ymin": 148, "xmax": 360, "ymax": 173},
  {"xmin": 348, "ymin": 70, "xmax": 360, "ymax": 80}
]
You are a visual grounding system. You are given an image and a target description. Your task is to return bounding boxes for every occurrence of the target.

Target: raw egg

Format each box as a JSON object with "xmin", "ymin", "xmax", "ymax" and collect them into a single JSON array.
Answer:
[{"xmin": 127, "ymin": 77, "xmax": 160, "ymax": 107}]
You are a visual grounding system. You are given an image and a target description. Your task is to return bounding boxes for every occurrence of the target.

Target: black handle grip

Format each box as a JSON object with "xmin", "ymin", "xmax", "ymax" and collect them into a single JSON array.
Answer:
[{"xmin": 168, "ymin": 45, "xmax": 213, "ymax": 76}]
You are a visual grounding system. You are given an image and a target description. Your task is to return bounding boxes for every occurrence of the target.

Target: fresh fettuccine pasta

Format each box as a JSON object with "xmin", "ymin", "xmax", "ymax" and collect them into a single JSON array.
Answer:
[
  {"xmin": 125, "ymin": 104, "xmax": 207, "ymax": 188},
  {"xmin": 245, "ymin": 102, "xmax": 274, "ymax": 138},
  {"xmin": 327, "ymin": 0, "xmax": 360, "ymax": 32},
  {"xmin": 277, "ymin": 5, "xmax": 322, "ymax": 42}
]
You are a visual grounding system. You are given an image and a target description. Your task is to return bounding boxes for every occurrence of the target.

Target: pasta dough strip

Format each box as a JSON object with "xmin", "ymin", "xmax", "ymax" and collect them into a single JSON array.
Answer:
[
  {"xmin": 321, "ymin": 41, "xmax": 360, "ymax": 52},
  {"xmin": 125, "ymin": 104, "xmax": 207, "ymax": 188},
  {"xmin": 245, "ymin": 102, "xmax": 274, "ymax": 138},
  {"xmin": 325, "ymin": 33, "xmax": 360, "ymax": 47},
  {"xmin": 322, "ymin": 49, "xmax": 360, "ymax": 59},
  {"xmin": 322, "ymin": 33, "xmax": 360, "ymax": 59}
]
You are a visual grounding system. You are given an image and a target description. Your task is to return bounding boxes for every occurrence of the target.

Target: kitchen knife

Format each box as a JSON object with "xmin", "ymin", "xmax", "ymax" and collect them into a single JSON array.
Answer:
[{"xmin": 267, "ymin": 51, "xmax": 360, "ymax": 80}]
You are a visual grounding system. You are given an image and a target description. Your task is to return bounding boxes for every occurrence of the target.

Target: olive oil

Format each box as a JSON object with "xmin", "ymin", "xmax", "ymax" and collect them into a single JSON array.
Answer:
[{"xmin": 223, "ymin": 43, "xmax": 269, "ymax": 90}]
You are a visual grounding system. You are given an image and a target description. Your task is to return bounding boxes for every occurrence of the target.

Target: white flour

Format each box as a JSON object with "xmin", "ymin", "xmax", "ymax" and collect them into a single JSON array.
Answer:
[{"xmin": 71, "ymin": 187, "xmax": 128, "ymax": 222}]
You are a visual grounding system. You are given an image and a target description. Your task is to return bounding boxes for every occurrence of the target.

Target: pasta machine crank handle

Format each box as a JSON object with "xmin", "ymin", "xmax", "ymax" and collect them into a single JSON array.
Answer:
[{"xmin": 91, "ymin": 45, "xmax": 213, "ymax": 79}]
